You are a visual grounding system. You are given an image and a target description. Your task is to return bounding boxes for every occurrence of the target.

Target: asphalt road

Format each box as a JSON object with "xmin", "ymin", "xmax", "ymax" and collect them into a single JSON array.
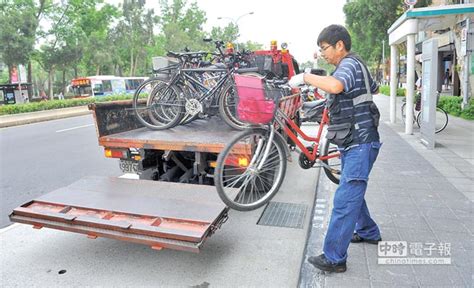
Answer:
[{"xmin": 0, "ymin": 115, "xmax": 121, "ymax": 228}]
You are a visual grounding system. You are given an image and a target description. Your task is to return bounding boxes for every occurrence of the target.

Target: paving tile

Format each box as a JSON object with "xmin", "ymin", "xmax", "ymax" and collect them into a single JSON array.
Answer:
[
  {"xmin": 397, "ymin": 228, "xmax": 437, "ymax": 243},
  {"xmin": 436, "ymin": 190, "xmax": 470, "ymax": 201},
  {"xmin": 452, "ymin": 183, "xmax": 474, "ymax": 193},
  {"xmin": 382, "ymin": 188, "xmax": 413, "ymax": 197},
  {"xmin": 427, "ymin": 218, "xmax": 471, "ymax": 234},
  {"xmin": 387, "ymin": 204, "xmax": 421, "ymax": 218},
  {"xmin": 427, "ymin": 181, "xmax": 458, "ymax": 191},
  {"xmin": 386, "ymin": 195, "xmax": 415, "ymax": 206},
  {"xmin": 366, "ymin": 254, "xmax": 418, "ymax": 286},
  {"xmin": 303, "ymin": 111, "xmax": 474, "ymax": 288},
  {"xmin": 418, "ymin": 206, "xmax": 458, "ymax": 219},
  {"xmin": 393, "ymin": 215, "xmax": 430, "ymax": 231},
  {"xmin": 457, "ymin": 218, "xmax": 473, "ymax": 236},
  {"xmin": 462, "ymin": 192, "xmax": 474, "ymax": 201},
  {"xmin": 412, "ymin": 265, "xmax": 457, "ymax": 287},
  {"xmin": 364, "ymin": 193, "xmax": 386, "ymax": 205},
  {"xmin": 371, "ymin": 213, "xmax": 394, "ymax": 228},
  {"xmin": 344, "ymin": 258, "xmax": 369, "ymax": 279},
  {"xmin": 422, "ymin": 176, "xmax": 451, "ymax": 184},
  {"xmin": 368, "ymin": 203, "xmax": 392, "ymax": 216},
  {"xmin": 444, "ymin": 199, "xmax": 472, "ymax": 211},
  {"xmin": 436, "ymin": 232, "xmax": 473, "ymax": 253},
  {"xmin": 324, "ymin": 276, "xmax": 370, "ymax": 287},
  {"xmin": 415, "ymin": 198, "xmax": 449, "ymax": 208},
  {"xmin": 370, "ymin": 281, "xmax": 418, "ymax": 288},
  {"xmin": 446, "ymin": 177, "xmax": 474, "ymax": 185}
]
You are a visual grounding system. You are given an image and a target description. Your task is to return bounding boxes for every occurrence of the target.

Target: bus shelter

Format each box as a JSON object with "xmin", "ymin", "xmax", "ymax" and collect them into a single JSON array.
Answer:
[
  {"xmin": 0, "ymin": 83, "xmax": 30, "ymax": 105},
  {"xmin": 387, "ymin": 4, "xmax": 473, "ymax": 134}
]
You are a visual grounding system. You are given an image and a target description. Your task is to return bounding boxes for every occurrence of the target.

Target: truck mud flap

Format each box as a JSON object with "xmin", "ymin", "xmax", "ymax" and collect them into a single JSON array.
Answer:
[{"xmin": 9, "ymin": 176, "xmax": 236, "ymax": 253}]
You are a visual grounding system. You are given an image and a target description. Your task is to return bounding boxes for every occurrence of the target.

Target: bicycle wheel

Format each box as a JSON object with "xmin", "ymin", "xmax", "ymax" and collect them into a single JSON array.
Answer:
[
  {"xmin": 416, "ymin": 107, "xmax": 448, "ymax": 133},
  {"xmin": 218, "ymin": 82, "xmax": 247, "ymax": 130},
  {"xmin": 214, "ymin": 127, "xmax": 287, "ymax": 211},
  {"xmin": 178, "ymin": 83, "xmax": 201, "ymax": 125},
  {"xmin": 400, "ymin": 102, "xmax": 407, "ymax": 123},
  {"xmin": 133, "ymin": 78, "xmax": 184, "ymax": 130},
  {"xmin": 319, "ymin": 138, "xmax": 341, "ymax": 184},
  {"xmin": 401, "ymin": 101, "xmax": 417, "ymax": 126}
]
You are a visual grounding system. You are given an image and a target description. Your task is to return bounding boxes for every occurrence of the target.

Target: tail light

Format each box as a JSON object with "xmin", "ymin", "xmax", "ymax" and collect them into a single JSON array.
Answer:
[{"xmin": 104, "ymin": 148, "xmax": 128, "ymax": 159}]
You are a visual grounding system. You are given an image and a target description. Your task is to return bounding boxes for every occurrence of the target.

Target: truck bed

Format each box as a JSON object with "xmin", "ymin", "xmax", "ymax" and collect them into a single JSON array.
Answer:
[
  {"xmin": 101, "ymin": 117, "xmax": 237, "ymax": 153},
  {"xmin": 89, "ymin": 101, "xmax": 238, "ymax": 153}
]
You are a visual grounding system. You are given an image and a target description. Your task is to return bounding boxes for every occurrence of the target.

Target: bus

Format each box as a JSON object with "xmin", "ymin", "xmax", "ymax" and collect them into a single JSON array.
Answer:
[{"xmin": 69, "ymin": 75, "xmax": 147, "ymax": 97}]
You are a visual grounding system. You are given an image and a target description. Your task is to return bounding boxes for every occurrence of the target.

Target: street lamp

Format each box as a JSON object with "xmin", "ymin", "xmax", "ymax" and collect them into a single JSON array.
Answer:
[{"xmin": 217, "ymin": 12, "xmax": 254, "ymax": 51}]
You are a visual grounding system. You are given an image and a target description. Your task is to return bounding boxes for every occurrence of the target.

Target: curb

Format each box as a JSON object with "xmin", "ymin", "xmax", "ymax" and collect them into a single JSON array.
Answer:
[
  {"xmin": 0, "ymin": 106, "xmax": 91, "ymax": 128},
  {"xmin": 298, "ymin": 169, "xmax": 333, "ymax": 288}
]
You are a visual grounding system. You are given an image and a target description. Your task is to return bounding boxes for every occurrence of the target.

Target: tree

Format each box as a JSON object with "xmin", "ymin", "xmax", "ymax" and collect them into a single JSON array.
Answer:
[
  {"xmin": 108, "ymin": 0, "xmax": 159, "ymax": 76},
  {"xmin": 159, "ymin": 0, "xmax": 208, "ymax": 51},
  {"xmin": 343, "ymin": 0, "xmax": 432, "ymax": 77},
  {"xmin": 0, "ymin": 0, "xmax": 49, "ymax": 99},
  {"xmin": 209, "ymin": 23, "xmax": 239, "ymax": 44}
]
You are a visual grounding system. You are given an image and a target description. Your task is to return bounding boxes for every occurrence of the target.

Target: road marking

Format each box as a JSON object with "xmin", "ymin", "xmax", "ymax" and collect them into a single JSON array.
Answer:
[{"xmin": 56, "ymin": 124, "xmax": 93, "ymax": 133}]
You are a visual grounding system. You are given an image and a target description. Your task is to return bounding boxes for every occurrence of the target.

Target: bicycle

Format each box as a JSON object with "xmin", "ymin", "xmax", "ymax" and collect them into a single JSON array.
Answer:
[
  {"xmin": 133, "ymin": 42, "xmax": 258, "ymax": 130},
  {"xmin": 401, "ymin": 91, "xmax": 448, "ymax": 133},
  {"xmin": 214, "ymin": 74, "xmax": 341, "ymax": 211}
]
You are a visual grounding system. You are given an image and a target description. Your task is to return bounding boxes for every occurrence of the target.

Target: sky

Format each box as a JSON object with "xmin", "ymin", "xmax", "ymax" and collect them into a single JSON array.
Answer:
[{"xmin": 108, "ymin": 0, "xmax": 348, "ymax": 63}]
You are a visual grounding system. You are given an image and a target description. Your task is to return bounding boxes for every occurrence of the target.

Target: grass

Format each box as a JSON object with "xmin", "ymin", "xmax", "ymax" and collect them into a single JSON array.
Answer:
[{"xmin": 0, "ymin": 94, "xmax": 134, "ymax": 116}]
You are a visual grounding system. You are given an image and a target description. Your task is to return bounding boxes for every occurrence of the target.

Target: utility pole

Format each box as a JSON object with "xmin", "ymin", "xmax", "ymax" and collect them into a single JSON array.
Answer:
[{"xmin": 382, "ymin": 39, "xmax": 385, "ymax": 84}]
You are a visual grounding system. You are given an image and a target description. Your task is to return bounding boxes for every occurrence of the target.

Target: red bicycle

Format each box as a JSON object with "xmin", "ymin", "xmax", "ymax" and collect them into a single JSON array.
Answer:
[{"xmin": 214, "ymin": 74, "xmax": 341, "ymax": 211}]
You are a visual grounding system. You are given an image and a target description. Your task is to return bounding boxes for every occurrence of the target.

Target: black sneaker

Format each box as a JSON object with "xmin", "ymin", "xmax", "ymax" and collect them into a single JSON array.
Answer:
[
  {"xmin": 307, "ymin": 254, "xmax": 347, "ymax": 273},
  {"xmin": 351, "ymin": 233, "xmax": 381, "ymax": 244}
]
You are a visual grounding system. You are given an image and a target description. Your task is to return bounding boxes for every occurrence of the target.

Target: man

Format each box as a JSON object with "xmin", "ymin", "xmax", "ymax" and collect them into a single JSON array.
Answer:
[
  {"xmin": 444, "ymin": 68, "xmax": 450, "ymax": 89},
  {"xmin": 289, "ymin": 24, "xmax": 382, "ymax": 273}
]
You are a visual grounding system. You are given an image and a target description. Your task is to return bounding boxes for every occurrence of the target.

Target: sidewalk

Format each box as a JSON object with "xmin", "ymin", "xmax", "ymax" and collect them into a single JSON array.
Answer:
[
  {"xmin": 300, "ymin": 94, "xmax": 473, "ymax": 287},
  {"xmin": 0, "ymin": 106, "xmax": 90, "ymax": 128}
]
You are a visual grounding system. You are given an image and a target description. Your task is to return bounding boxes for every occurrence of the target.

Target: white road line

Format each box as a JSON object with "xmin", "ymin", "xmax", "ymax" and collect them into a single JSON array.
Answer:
[{"xmin": 56, "ymin": 124, "xmax": 94, "ymax": 133}]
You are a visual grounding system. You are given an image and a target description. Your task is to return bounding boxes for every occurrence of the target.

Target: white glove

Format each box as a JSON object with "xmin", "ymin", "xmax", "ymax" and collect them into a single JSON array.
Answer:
[{"xmin": 288, "ymin": 73, "xmax": 306, "ymax": 88}]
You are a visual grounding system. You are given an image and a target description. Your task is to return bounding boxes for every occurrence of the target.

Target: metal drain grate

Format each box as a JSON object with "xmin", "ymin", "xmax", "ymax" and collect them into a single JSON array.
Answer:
[{"xmin": 257, "ymin": 202, "xmax": 308, "ymax": 229}]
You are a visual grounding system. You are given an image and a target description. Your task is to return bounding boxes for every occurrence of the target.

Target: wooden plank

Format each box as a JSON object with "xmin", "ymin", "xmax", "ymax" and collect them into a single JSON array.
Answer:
[
  {"xmin": 13, "ymin": 207, "xmax": 77, "ymax": 222},
  {"xmin": 10, "ymin": 215, "xmax": 202, "ymax": 253}
]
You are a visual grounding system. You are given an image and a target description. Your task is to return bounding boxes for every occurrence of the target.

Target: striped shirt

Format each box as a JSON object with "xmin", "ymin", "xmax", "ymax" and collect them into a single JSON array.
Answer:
[{"xmin": 332, "ymin": 56, "xmax": 380, "ymax": 145}]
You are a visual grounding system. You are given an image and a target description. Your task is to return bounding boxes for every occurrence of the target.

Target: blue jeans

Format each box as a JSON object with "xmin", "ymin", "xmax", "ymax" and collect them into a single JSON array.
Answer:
[{"xmin": 323, "ymin": 142, "xmax": 382, "ymax": 264}]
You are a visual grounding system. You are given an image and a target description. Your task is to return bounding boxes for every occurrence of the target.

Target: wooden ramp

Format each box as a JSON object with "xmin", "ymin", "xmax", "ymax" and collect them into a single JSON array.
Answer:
[{"xmin": 10, "ymin": 176, "xmax": 235, "ymax": 253}]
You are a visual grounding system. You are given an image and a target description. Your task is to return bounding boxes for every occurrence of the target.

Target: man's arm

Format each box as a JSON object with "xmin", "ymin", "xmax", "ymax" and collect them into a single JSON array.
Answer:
[{"xmin": 302, "ymin": 74, "xmax": 344, "ymax": 95}]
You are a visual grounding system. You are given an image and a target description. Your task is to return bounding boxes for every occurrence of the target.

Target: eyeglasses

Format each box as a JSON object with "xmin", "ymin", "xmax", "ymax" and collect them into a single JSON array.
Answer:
[{"xmin": 319, "ymin": 45, "xmax": 333, "ymax": 52}]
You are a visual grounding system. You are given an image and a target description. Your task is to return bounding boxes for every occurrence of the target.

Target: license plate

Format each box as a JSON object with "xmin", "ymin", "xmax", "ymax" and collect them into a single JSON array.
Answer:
[{"xmin": 119, "ymin": 160, "xmax": 138, "ymax": 173}]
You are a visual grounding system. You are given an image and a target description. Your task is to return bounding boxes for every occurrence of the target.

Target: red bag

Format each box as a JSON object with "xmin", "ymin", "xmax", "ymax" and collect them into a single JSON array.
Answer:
[{"xmin": 234, "ymin": 75, "xmax": 281, "ymax": 124}]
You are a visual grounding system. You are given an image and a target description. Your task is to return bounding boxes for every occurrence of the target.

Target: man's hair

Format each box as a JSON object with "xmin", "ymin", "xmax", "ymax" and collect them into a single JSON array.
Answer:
[{"xmin": 317, "ymin": 25, "xmax": 351, "ymax": 51}]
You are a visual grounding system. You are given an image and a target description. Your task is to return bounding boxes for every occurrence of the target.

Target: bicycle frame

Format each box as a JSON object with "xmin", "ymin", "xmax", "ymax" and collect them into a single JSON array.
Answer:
[
  {"xmin": 277, "ymin": 111, "xmax": 339, "ymax": 162},
  {"xmin": 179, "ymin": 67, "xmax": 231, "ymax": 103}
]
